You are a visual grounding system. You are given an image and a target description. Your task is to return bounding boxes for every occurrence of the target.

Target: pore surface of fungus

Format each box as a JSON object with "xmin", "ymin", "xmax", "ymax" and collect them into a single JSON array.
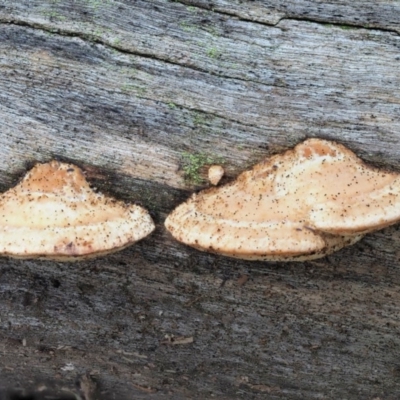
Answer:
[
  {"xmin": 165, "ymin": 138, "xmax": 400, "ymax": 261},
  {"xmin": 0, "ymin": 161, "xmax": 155, "ymax": 260}
]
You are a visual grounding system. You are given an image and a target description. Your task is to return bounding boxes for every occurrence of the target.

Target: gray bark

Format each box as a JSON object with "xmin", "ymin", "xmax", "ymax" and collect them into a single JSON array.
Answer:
[{"xmin": 1, "ymin": 1, "xmax": 400, "ymax": 399}]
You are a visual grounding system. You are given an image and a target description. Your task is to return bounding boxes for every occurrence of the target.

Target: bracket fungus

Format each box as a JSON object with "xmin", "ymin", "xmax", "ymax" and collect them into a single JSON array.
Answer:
[
  {"xmin": 208, "ymin": 165, "xmax": 225, "ymax": 186},
  {"xmin": 165, "ymin": 138, "xmax": 400, "ymax": 261},
  {"xmin": 0, "ymin": 161, "xmax": 154, "ymax": 260}
]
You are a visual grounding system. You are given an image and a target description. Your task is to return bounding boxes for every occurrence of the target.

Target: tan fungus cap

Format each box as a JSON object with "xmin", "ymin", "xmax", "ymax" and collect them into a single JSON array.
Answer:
[
  {"xmin": 208, "ymin": 165, "xmax": 224, "ymax": 185},
  {"xmin": 165, "ymin": 138, "xmax": 400, "ymax": 261},
  {"xmin": 0, "ymin": 161, "xmax": 155, "ymax": 260}
]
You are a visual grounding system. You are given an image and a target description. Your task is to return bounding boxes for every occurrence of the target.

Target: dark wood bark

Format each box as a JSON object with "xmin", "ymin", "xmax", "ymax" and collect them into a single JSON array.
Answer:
[{"xmin": 1, "ymin": 1, "xmax": 400, "ymax": 399}]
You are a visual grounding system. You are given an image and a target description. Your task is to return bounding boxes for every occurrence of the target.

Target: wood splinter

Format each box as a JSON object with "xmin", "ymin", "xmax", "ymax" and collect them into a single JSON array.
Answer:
[
  {"xmin": 166, "ymin": 138, "xmax": 400, "ymax": 261},
  {"xmin": 0, "ymin": 161, "xmax": 154, "ymax": 260}
]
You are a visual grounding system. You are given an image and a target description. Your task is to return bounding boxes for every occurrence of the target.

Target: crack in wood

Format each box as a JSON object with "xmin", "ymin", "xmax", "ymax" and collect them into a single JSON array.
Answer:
[
  {"xmin": 0, "ymin": 17, "xmax": 269, "ymax": 89},
  {"xmin": 174, "ymin": 0, "xmax": 400, "ymax": 35}
]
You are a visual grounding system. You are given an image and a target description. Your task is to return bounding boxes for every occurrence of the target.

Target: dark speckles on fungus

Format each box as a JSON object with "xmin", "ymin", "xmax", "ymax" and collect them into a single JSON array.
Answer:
[
  {"xmin": 0, "ymin": 160, "xmax": 155, "ymax": 261},
  {"xmin": 165, "ymin": 138, "xmax": 400, "ymax": 261}
]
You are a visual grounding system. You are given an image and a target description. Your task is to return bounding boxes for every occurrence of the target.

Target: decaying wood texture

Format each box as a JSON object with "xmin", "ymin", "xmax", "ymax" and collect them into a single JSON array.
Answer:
[{"xmin": 1, "ymin": 1, "xmax": 400, "ymax": 399}]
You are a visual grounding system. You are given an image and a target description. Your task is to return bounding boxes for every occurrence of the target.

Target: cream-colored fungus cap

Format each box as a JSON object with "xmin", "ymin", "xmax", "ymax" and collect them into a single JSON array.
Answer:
[
  {"xmin": 165, "ymin": 138, "xmax": 400, "ymax": 261},
  {"xmin": 0, "ymin": 161, "xmax": 155, "ymax": 260},
  {"xmin": 208, "ymin": 165, "xmax": 224, "ymax": 186}
]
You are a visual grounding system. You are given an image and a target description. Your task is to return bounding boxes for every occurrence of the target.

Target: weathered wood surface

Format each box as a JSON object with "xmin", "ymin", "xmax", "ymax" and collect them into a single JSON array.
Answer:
[{"xmin": 1, "ymin": 1, "xmax": 400, "ymax": 398}]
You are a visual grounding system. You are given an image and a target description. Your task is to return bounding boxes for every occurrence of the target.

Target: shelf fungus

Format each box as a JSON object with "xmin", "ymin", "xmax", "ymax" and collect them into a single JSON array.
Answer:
[
  {"xmin": 165, "ymin": 138, "xmax": 400, "ymax": 261},
  {"xmin": 0, "ymin": 161, "xmax": 155, "ymax": 260},
  {"xmin": 208, "ymin": 165, "xmax": 224, "ymax": 186}
]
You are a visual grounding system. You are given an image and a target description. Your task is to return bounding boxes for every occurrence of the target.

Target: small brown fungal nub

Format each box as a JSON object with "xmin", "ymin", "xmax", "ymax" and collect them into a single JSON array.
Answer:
[
  {"xmin": 208, "ymin": 165, "xmax": 224, "ymax": 185},
  {"xmin": 0, "ymin": 161, "xmax": 155, "ymax": 260},
  {"xmin": 165, "ymin": 138, "xmax": 400, "ymax": 261}
]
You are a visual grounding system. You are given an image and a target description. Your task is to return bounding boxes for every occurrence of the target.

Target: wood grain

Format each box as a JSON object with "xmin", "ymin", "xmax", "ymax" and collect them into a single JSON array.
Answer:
[{"xmin": 1, "ymin": 1, "xmax": 400, "ymax": 398}]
